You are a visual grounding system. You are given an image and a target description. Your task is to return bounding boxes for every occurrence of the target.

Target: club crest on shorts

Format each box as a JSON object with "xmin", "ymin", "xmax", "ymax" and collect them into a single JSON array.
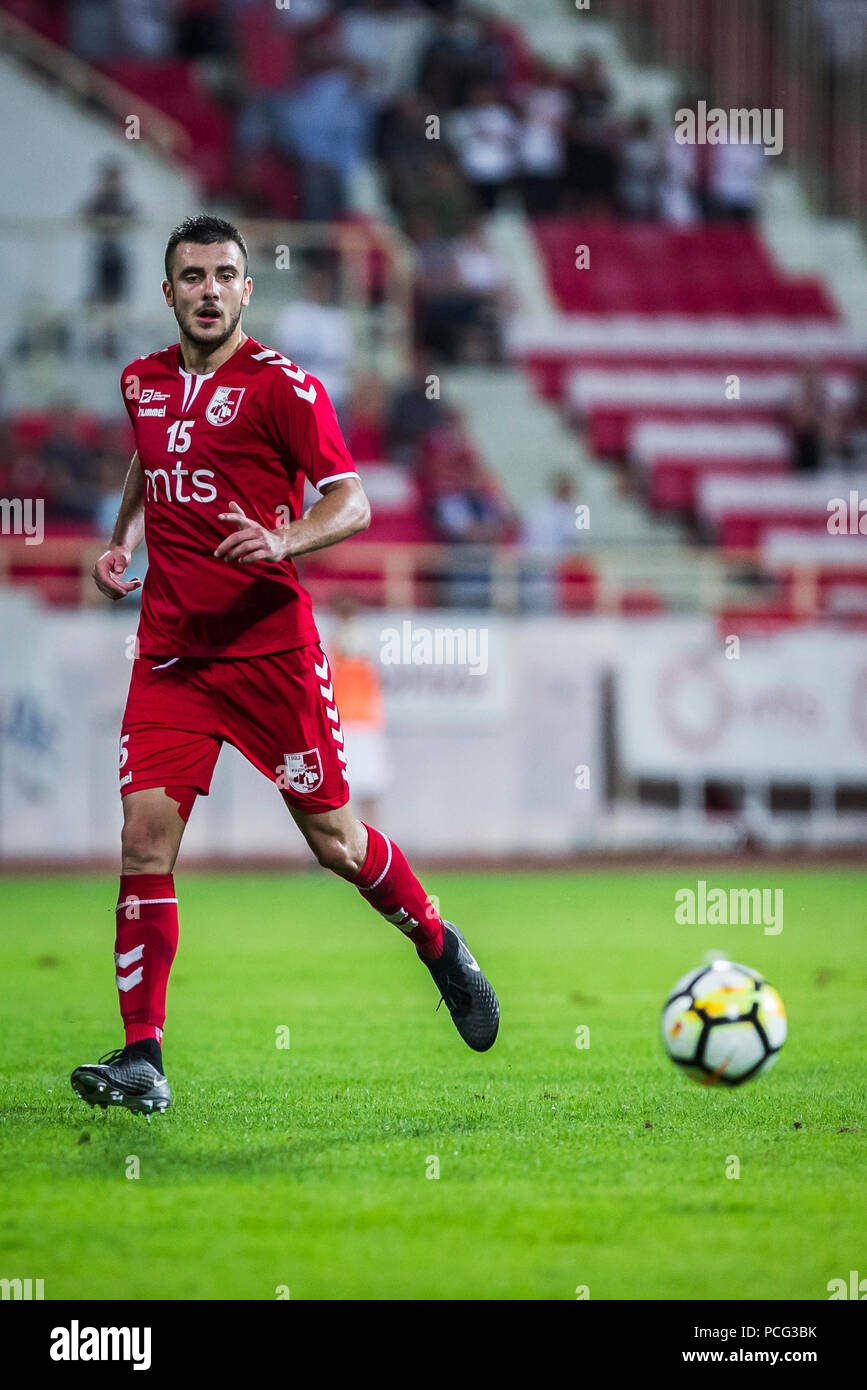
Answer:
[
  {"xmin": 205, "ymin": 386, "xmax": 245, "ymax": 426},
  {"xmin": 282, "ymin": 748, "xmax": 323, "ymax": 794}
]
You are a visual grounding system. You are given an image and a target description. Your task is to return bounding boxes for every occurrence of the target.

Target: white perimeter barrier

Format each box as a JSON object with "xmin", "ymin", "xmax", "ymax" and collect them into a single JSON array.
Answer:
[{"xmin": 1, "ymin": 593, "xmax": 865, "ymax": 861}]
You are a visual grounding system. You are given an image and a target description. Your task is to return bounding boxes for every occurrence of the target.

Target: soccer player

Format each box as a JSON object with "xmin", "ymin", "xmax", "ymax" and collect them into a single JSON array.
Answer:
[{"xmin": 70, "ymin": 215, "xmax": 499, "ymax": 1116}]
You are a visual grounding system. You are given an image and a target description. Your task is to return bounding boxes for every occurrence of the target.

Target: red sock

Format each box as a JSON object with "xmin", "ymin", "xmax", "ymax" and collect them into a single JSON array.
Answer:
[
  {"xmin": 354, "ymin": 824, "xmax": 444, "ymax": 960},
  {"xmin": 115, "ymin": 873, "xmax": 179, "ymax": 1046}
]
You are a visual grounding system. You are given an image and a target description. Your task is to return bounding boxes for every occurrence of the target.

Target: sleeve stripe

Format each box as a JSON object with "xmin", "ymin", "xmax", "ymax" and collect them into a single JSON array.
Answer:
[{"xmin": 316, "ymin": 471, "xmax": 359, "ymax": 488}]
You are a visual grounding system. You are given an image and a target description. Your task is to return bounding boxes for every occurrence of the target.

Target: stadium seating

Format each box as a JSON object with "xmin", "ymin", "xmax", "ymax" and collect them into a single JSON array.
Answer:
[
  {"xmin": 97, "ymin": 59, "xmax": 233, "ymax": 193},
  {"xmin": 533, "ymin": 220, "xmax": 839, "ymax": 319},
  {"xmin": 629, "ymin": 420, "xmax": 791, "ymax": 513},
  {"xmin": 762, "ymin": 530, "xmax": 867, "ymax": 616},
  {"xmin": 566, "ymin": 368, "xmax": 855, "ymax": 459},
  {"xmin": 696, "ymin": 473, "xmax": 867, "ymax": 550}
]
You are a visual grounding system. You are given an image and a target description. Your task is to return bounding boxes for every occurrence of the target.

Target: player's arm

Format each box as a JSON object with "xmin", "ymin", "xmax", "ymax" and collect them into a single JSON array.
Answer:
[
  {"xmin": 215, "ymin": 477, "xmax": 371, "ymax": 565},
  {"xmin": 92, "ymin": 451, "xmax": 145, "ymax": 600}
]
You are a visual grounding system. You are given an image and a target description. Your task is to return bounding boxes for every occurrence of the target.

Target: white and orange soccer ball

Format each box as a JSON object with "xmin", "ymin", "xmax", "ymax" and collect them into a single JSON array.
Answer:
[{"xmin": 661, "ymin": 957, "xmax": 787, "ymax": 1086}]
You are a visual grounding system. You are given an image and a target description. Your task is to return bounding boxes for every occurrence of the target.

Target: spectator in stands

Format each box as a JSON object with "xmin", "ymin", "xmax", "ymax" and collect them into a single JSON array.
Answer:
[
  {"xmin": 446, "ymin": 80, "xmax": 521, "ymax": 212},
  {"xmin": 521, "ymin": 471, "xmax": 583, "ymax": 610},
  {"xmin": 392, "ymin": 150, "xmax": 476, "ymax": 240},
  {"xmin": 81, "ymin": 160, "xmax": 138, "ymax": 308},
  {"xmin": 564, "ymin": 52, "xmax": 618, "ymax": 212},
  {"xmin": 523, "ymin": 472, "xmax": 582, "ymax": 554},
  {"xmin": 344, "ymin": 372, "xmax": 388, "ymax": 463},
  {"xmin": 420, "ymin": 404, "xmax": 515, "ymax": 606},
  {"xmin": 451, "ymin": 218, "xmax": 511, "ymax": 361},
  {"xmin": 707, "ymin": 127, "xmax": 765, "ymax": 221},
  {"xmin": 39, "ymin": 405, "xmax": 100, "ymax": 525},
  {"xmin": 786, "ymin": 366, "xmax": 836, "ymax": 473},
  {"xmin": 618, "ymin": 111, "xmax": 663, "ymax": 219},
  {"xmin": 660, "ymin": 94, "xmax": 702, "ymax": 224},
  {"xmin": 516, "ymin": 62, "xmax": 570, "ymax": 216},
  {"xmin": 417, "ymin": 2, "xmax": 508, "ymax": 112},
  {"xmin": 272, "ymin": 265, "xmax": 353, "ymax": 417},
  {"xmin": 412, "ymin": 213, "xmax": 508, "ymax": 363},
  {"xmin": 841, "ymin": 366, "xmax": 867, "ymax": 467},
  {"xmin": 340, "ymin": 0, "xmax": 432, "ymax": 105},
  {"xmin": 95, "ymin": 445, "xmax": 128, "ymax": 538},
  {"xmin": 420, "ymin": 406, "xmax": 513, "ymax": 544},
  {"xmin": 375, "ymin": 90, "xmax": 436, "ymax": 202},
  {"xmin": 386, "ymin": 349, "xmax": 445, "ymax": 465},
  {"xmin": 1, "ymin": 428, "xmax": 52, "ymax": 514},
  {"xmin": 279, "ymin": 40, "xmax": 374, "ymax": 221},
  {"xmin": 113, "ymin": 0, "xmax": 176, "ymax": 57},
  {"xmin": 175, "ymin": 0, "xmax": 229, "ymax": 59}
]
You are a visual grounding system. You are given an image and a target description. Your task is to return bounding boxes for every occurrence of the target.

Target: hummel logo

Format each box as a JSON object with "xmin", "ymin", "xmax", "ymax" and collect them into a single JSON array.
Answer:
[{"xmin": 115, "ymin": 944, "xmax": 144, "ymax": 992}]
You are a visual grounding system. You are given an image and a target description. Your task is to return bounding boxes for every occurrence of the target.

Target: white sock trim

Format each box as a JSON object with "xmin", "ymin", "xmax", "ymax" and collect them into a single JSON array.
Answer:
[
  {"xmin": 115, "ymin": 898, "xmax": 178, "ymax": 910},
  {"xmin": 366, "ymin": 833, "xmax": 392, "ymax": 891}
]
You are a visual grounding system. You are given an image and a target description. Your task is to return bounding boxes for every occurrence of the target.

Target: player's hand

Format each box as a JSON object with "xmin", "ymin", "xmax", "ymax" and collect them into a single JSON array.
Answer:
[
  {"xmin": 214, "ymin": 501, "xmax": 288, "ymax": 565},
  {"xmin": 92, "ymin": 545, "xmax": 142, "ymax": 601}
]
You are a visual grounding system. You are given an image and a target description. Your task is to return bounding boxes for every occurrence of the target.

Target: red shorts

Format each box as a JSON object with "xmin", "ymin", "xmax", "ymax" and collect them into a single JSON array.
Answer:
[{"xmin": 119, "ymin": 643, "xmax": 349, "ymax": 814}]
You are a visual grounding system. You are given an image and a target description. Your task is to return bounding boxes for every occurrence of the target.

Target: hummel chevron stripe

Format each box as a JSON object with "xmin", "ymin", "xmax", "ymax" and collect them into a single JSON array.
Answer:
[{"xmin": 114, "ymin": 944, "xmax": 144, "ymax": 969}]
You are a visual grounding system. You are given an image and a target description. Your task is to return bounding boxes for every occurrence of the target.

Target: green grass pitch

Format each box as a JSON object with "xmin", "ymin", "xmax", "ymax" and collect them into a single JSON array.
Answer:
[{"xmin": 1, "ymin": 868, "xmax": 864, "ymax": 1300}]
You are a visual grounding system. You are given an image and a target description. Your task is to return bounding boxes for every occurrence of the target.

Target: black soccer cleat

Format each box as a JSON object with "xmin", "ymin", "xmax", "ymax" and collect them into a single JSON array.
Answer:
[
  {"xmin": 424, "ymin": 922, "xmax": 499, "ymax": 1052},
  {"xmin": 70, "ymin": 1046, "xmax": 171, "ymax": 1116}
]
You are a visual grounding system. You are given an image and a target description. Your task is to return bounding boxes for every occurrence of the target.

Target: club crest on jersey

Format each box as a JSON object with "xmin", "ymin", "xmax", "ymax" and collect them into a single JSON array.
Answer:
[
  {"xmin": 283, "ymin": 748, "xmax": 323, "ymax": 795},
  {"xmin": 205, "ymin": 386, "xmax": 245, "ymax": 426}
]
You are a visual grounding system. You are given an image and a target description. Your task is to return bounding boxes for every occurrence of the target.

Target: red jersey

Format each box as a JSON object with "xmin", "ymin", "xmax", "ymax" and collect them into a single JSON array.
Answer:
[{"xmin": 120, "ymin": 336, "xmax": 358, "ymax": 657}]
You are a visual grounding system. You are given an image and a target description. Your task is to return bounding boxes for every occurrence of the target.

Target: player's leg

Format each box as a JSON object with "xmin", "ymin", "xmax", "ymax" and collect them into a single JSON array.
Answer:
[
  {"xmin": 71, "ymin": 652, "xmax": 222, "ymax": 1115},
  {"xmin": 287, "ymin": 801, "xmax": 443, "ymax": 957},
  {"xmin": 116, "ymin": 784, "xmax": 192, "ymax": 1040},
  {"xmin": 289, "ymin": 802, "xmax": 499, "ymax": 1052},
  {"xmin": 220, "ymin": 643, "xmax": 499, "ymax": 1050},
  {"xmin": 70, "ymin": 786, "xmax": 198, "ymax": 1115}
]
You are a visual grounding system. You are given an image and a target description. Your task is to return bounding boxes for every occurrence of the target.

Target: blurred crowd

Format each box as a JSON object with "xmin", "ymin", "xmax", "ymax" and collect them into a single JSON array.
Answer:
[
  {"xmin": 0, "ymin": 407, "xmax": 133, "ymax": 534},
  {"xmin": 49, "ymin": 0, "xmax": 775, "ymax": 369},
  {"xmin": 1, "ymin": 0, "xmax": 846, "ymax": 581},
  {"xmin": 0, "ymin": 347, "xmax": 522, "ymax": 550}
]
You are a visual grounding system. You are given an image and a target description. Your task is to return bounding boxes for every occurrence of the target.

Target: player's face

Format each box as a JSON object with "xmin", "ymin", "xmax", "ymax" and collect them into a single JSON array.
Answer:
[{"xmin": 163, "ymin": 241, "xmax": 252, "ymax": 349}]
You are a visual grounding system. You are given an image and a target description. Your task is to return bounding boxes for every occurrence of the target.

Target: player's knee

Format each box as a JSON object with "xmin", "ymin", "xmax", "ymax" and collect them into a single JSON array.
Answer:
[
  {"xmin": 121, "ymin": 816, "xmax": 175, "ymax": 874},
  {"xmin": 313, "ymin": 832, "xmax": 362, "ymax": 879}
]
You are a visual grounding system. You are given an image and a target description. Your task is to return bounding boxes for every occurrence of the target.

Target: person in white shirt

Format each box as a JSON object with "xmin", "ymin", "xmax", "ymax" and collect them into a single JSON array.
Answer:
[
  {"xmin": 518, "ymin": 65, "xmax": 570, "ymax": 215},
  {"xmin": 708, "ymin": 136, "xmax": 765, "ymax": 220},
  {"xmin": 447, "ymin": 81, "xmax": 520, "ymax": 211},
  {"xmin": 522, "ymin": 472, "xmax": 584, "ymax": 610}
]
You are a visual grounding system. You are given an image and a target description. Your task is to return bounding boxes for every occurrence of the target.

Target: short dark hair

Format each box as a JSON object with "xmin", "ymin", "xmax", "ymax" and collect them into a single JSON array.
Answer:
[{"xmin": 164, "ymin": 214, "xmax": 249, "ymax": 281}]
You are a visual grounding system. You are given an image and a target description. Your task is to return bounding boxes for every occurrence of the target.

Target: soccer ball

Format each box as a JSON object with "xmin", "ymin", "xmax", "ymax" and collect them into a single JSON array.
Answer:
[{"xmin": 661, "ymin": 957, "xmax": 786, "ymax": 1086}]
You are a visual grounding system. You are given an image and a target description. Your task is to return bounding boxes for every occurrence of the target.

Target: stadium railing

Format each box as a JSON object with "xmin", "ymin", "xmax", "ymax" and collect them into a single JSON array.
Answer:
[{"xmin": 1, "ymin": 533, "xmax": 863, "ymax": 621}]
